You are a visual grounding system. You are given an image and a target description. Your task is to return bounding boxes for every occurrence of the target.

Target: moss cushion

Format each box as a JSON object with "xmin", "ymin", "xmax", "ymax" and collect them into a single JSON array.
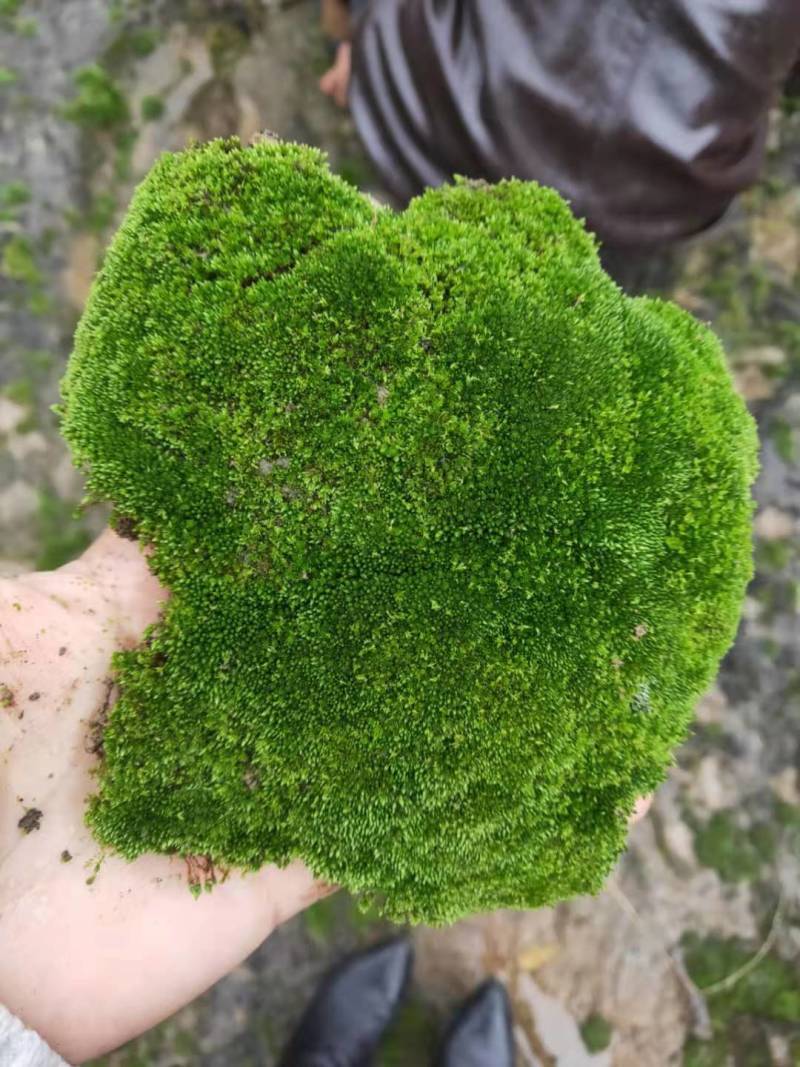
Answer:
[{"xmin": 60, "ymin": 138, "xmax": 757, "ymax": 922}]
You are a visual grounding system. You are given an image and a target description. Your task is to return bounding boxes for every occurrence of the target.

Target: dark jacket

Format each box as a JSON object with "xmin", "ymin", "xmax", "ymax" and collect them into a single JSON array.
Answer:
[{"xmin": 350, "ymin": 0, "xmax": 800, "ymax": 246}]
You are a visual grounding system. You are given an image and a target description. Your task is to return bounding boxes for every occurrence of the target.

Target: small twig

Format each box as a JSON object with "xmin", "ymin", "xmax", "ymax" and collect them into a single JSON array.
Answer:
[
  {"xmin": 667, "ymin": 947, "xmax": 712, "ymax": 1040},
  {"xmin": 700, "ymin": 892, "xmax": 784, "ymax": 997},
  {"xmin": 514, "ymin": 1023, "xmax": 545, "ymax": 1067}
]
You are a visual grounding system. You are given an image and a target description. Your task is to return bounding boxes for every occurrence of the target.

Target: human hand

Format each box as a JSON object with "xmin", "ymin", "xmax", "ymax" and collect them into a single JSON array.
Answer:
[
  {"xmin": 0, "ymin": 531, "xmax": 652, "ymax": 1064},
  {"xmin": 319, "ymin": 41, "xmax": 352, "ymax": 109},
  {"xmin": 0, "ymin": 531, "xmax": 331, "ymax": 1063}
]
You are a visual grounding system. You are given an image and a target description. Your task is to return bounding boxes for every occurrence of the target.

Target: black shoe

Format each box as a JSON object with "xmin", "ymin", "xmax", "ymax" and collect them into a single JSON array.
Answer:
[
  {"xmin": 434, "ymin": 979, "xmax": 515, "ymax": 1067},
  {"xmin": 278, "ymin": 936, "xmax": 414, "ymax": 1067}
]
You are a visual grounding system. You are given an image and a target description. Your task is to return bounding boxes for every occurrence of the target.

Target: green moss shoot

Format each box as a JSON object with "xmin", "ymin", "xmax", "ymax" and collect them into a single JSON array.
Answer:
[
  {"xmin": 60, "ymin": 138, "xmax": 757, "ymax": 923},
  {"xmin": 61, "ymin": 64, "xmax": 128, "ymax": 129}
]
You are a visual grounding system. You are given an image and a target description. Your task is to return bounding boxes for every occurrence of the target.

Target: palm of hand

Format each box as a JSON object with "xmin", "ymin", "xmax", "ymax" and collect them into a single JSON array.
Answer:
[{"xmin": 0, "ymin": 532, "xmax": 324, "ymax": 1064}]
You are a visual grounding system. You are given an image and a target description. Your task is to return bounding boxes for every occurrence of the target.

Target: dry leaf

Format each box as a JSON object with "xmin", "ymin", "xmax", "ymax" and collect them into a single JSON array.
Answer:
[{"xmin": 518, "ymin": 943, "xmax": 560, "ymax": 972}]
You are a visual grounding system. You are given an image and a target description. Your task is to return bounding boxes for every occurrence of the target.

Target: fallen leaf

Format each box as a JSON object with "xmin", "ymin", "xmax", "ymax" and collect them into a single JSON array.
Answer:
[{"xmin": 518, "ymin": 943, "xmax": 560, "ymax": 972}]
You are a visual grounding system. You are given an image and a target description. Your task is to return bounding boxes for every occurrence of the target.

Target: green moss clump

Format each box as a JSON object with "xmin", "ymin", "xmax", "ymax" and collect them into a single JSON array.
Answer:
[
  {"xmin": 377, "ymin": 998, "xmax": 439, "ymax": 1066},
  {"xmin": 128, "ymin": 27, "xmax": 159, "ymax": 56},
  {"xmin": 683, "ymin": 1035, "xmax": 728, "ymax": 1067},
  {"xmin": 756, "ymin": 537, "xmax": 793, "ymax": 572},
  {"xmin": 27, "ymin": 289, "xmax": 51, "ymax": 316},
  {"xmin": 685, "ymin": 1023, "xmax": 772, "ymax": 1067},
  {"xmin": 304, "ymin": 889, "xmax": 387, "ymax": 945},
  {"xmin": 61, "ymin": 64, "xmax": 128, "ymax": 129},
  {"xmin": 775, "ymin": 800, "xmax": 800, "ymax": 834},
  {"xmin": 303, "ymin": 896, "xmax": 339, "ymax": 945},
  {"xmin": 170, "ymin": 1029, "xmax": 199, "ymax": 1058},
  {"xmin": 0, "ymin": 180, "xmax": 30, "ymax": 219},
  {"xmin": 60, "ymin": 138, "xmax": 757, "ymax": 923},
  {"xmin": 1, "ymin": 235, "xmax": 40, "ymax": 285},
  {"xmin": 0, "ymin": 66, "xmax": 18, "ymax": 86},
  {"xmin": 105, "ymin": 26, "xmax": 161, "ymax": 67},
  {"xmin": 140, "ymin": 94, "xmax": 164, "ymax": 122},
  {"xmin": 2, "ymin": 376, "xmax": 35, "ymax": 407},
  {"xmin": 580, "ymin": 1013, "xmax": 612, "ymax": 1052},
  {"xmin": 772, "ymin": 418, "xmax": 795, "ymax": 463}
]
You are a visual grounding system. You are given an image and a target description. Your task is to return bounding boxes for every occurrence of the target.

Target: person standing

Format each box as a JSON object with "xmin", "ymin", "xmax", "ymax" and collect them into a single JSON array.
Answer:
[{"xmin": 321, "ymin": 0, "xmax": 800, "ymax": 275}]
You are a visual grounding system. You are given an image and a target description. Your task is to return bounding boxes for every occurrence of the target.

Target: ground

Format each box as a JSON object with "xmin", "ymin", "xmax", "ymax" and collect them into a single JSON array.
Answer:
[{"xmin": 1, "ymin": 2, "xmax": 799, "ymax": 1065}]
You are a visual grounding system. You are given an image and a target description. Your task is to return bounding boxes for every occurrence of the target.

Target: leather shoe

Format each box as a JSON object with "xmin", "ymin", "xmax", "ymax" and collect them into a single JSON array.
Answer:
[
  {"xmin": 434, "ymin": 978, "xmax": 515, "ymax": 1067},
  {"xmin": 278, "ymin": 935, "xmax": 413, "ymax": 1067}
]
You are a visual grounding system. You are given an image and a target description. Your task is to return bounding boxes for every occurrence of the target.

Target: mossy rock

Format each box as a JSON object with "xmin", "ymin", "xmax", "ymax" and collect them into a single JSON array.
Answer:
[{"xmin": 59, "ymin": 138, "xmax": 757, "ymax": 923}]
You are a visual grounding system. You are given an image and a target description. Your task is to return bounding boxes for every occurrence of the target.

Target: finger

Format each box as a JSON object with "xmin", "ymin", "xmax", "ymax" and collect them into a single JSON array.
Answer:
[
  {"xmin": 319, "ymin": 67, "xmax": 337, "ymax": 96},
  {"xmin": 629, "ymin": 794, "xmax": 653, "ymax": 825}
]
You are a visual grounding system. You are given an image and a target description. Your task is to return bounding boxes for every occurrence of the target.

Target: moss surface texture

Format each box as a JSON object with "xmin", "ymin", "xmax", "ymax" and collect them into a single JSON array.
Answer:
[{"xmin": 60, "ymin": 138, "xmax": 757, "ymax": 923}]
